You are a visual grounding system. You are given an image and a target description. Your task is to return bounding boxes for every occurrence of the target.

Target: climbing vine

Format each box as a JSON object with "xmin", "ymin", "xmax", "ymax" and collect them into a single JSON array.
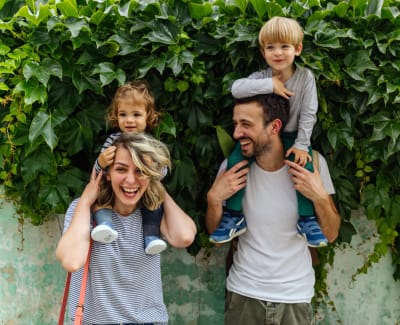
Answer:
[{"xmin": 0, "ymin": 0, "xmax": 399, "ymax": 303}]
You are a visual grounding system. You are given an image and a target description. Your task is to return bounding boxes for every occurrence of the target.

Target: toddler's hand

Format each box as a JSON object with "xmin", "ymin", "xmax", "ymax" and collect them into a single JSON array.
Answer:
[
  {"xmin": 98, "ymin": 146, "xmax": 116, "ymax": 169},
  {"xmin": 285, "ymin": 147, "xmax": 311, "ymax": 167},
  {"xmin": 272, "ymin": 75, "xmax": 294, "ymax": 99}
]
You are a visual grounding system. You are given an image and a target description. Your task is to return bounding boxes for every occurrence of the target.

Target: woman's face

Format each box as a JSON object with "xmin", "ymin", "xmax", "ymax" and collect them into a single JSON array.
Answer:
[{"xmin": 106, "ymin": 146, "xmax": 150, "ymax": 216}]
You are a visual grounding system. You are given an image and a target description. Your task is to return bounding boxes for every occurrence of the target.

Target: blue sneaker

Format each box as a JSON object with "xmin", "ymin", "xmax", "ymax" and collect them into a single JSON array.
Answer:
[
  {"xmin": 297, "ymin": 216, "xmax": 328, "ymax": 247},
  {"xmin": 209, "ymin": 211, "xmax": 247, "ymax": 244}
]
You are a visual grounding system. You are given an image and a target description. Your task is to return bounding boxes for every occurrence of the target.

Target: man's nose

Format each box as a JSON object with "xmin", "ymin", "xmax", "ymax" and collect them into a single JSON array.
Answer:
[{"xmin": 233, "ymin": 126, "xmax": 243, "ymax": 140}]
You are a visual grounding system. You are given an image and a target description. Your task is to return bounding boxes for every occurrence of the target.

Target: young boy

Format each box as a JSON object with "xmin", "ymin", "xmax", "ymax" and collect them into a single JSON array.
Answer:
[{"xmin": 209, "ymin": 16, "xmax": 328, "ymax": 248}]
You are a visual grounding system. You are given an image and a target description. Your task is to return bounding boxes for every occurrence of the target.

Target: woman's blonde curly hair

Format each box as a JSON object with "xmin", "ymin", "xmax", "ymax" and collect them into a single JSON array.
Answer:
[
  {"xmin": 97, "ymin": 133, "xmax": 171, "ymax": 211},
  {"xmin": 106, "ymin": 79, "xmax": 161, "ymax": 131}
]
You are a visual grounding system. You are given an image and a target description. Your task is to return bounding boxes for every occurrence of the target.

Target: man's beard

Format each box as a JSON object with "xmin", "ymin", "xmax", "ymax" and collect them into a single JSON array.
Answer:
[{"xmin": 240, "ymin": 137, "xmax": 271, "ymax": 158}]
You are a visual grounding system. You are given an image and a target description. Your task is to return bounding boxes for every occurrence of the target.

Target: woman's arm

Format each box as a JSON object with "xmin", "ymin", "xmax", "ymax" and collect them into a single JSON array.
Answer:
[
  {"xmin": 56, "ymin": 170, "xmax": 102, "ymax": 272},
  {"xmin": 160, "ymin": 192, "xmax": 197, "ymax": 248}
]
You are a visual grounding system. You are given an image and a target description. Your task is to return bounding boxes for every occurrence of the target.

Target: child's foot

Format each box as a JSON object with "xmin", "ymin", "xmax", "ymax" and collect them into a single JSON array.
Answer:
[
  {"xmin": 91, "ymin": 224, "xmax": 118, "ymax": 243},
  {"xmin": 145, "ymin": 236, "xmax": 167, "ymax": 255},
  {"xmin": 209, "ymin": 211, "xmax": 247, "ymax": 244},
  {"xmin": 297, "ymin": 216, "xmax": 328, "ymax": 247}
]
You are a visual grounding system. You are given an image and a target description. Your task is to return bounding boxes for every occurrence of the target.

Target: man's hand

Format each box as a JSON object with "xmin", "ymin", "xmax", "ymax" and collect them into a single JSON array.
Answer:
[
  {"xmin": 98, "ymin": 146, "xmax": 117, "ymax": 169},
  {"xmin": 208, "ymin": 160, "xmax": 249, "ymax": 204},
  {"xmin": 284, "ymin": 159, "xmax": 326, "ymax": 202},
  {"xmin": 206, "ymin": 160, "xmax": 249, "ymax": 234}
]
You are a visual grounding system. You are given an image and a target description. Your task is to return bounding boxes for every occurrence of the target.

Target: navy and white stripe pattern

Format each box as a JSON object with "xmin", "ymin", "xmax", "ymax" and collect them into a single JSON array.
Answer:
[{"xmin": 64, "ymin": 199, "xmax": 168, "ymax": 325}]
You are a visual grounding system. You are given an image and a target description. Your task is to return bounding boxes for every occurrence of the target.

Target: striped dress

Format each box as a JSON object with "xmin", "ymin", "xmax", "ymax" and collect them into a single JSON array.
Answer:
[{"xmin": 64, "ymin": 198, "xmax": 168, "ymax": 324}]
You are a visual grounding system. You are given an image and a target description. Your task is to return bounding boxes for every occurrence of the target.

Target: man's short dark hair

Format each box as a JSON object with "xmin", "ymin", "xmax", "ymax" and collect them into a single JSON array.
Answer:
[{"xmin": 235, "ymin": 94, "xmax": 290, "ymax": 130}]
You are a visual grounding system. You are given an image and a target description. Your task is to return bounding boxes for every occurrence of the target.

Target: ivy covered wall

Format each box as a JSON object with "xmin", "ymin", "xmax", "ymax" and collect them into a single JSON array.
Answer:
[{"xmin": 1, "ymin": 0, "xmax": 400, "ymax": 296}]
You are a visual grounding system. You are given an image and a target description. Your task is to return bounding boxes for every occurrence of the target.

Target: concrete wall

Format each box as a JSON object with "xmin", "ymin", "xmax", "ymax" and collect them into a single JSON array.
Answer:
[{"xmin": 1, "ymin": 187, "xmax": 400, "ymax": 325}]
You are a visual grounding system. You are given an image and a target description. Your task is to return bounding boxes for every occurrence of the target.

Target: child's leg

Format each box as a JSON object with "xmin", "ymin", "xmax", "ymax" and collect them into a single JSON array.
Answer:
[
  {"xmin": 295, "ymin": 149, "xmax": 327, "ymax": 247},
  {"xmin": 209, "ymin": 142, "xmax": 248, "ymax": 244},
  {"xmin": 91, "ymin": 206, "xmax": 118, "ymax": 243},
  {"xmin": 282, "ymin": 132, "xmax": 327, "ymax": 247},
  {"xmin": 141, "ymin": 205, "xmax": 167, "ymax": 255},
  {"xmin": 226, "ymin": 142, "xmax": 246, "ymax": 212}
]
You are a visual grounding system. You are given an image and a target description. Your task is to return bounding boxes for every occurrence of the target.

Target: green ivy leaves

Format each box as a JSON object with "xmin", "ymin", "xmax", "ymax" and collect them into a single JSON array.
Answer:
[{"xmin": 1, "ymin": 0, "xmax": 400, "ymax": 285}]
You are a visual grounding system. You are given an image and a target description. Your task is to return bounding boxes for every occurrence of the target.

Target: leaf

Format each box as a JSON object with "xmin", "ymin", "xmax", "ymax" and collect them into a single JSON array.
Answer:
[
  {"xmin": 64, "ymin": 17, "xmax": 89, "ymax": 38},
  {"xmin": 168, "ymin": 157, "xmax": 197, "ymax": 190},
  {"xmin": 216, "ymin": 125, "xmax": 235, "ymax": 158},
  {"xmin": 72, "ymin": 69, "xmax": 102, "ymax": 95},
  {"xmin": 188, "ymin": 2, "xmax": 212, "ymax": 20},
  {"xmin": 23, "ymin": 58, "xmax": 62, "ymax": 86},
  {"xmin": 29, "ymin": 109, "xmax": 67, "ymax": 150},
  {"xmin": 154, "ymin": 113, "xmax": 176, "ymax": 138},
  {"xmin": 339, "ymin": 221, "xmax": 357, "ymax": 243},
  {"xmin": 56, "ymin": 0, "xmax": 79, "ymax": 18},
  {"xmin": 15, "ymin": 3, "xmax": 51, "ymax": 27}
]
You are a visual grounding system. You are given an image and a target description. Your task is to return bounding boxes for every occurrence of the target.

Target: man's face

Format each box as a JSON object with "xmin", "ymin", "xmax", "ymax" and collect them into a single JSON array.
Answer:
[{"xmin": 232, "ymin": 101, "xmax": 271, "ymax": 158}]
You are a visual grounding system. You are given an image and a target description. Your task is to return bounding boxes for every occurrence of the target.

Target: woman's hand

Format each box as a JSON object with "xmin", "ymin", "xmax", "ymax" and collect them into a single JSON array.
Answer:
[{"xmin": 80, "ymin": 168, "xmax": 103, "ymax": 206}]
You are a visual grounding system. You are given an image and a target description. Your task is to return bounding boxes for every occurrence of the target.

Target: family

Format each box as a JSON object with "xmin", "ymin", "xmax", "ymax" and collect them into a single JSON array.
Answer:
[{"xmin": 56, "ymin": 16, "xmax": 341, "ymax": 325}]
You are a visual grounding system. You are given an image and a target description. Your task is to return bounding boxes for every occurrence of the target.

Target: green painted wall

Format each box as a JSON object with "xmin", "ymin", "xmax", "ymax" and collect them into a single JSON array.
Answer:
[{"xmin": 1, "ymin": 187, "xmax": 400, "ymax": 325}]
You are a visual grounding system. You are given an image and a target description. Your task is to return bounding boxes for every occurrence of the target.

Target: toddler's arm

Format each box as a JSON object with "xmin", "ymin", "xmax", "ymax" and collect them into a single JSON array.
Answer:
[{"xmin": 231, "ymin": 70, "xmax": 293, "ymax": 99}]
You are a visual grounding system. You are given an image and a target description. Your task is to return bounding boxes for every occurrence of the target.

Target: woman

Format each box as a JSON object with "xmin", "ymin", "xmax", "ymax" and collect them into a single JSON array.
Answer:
[{"xmin": 56, "ymin": 133, "xmax": 197, "ymax": 325}]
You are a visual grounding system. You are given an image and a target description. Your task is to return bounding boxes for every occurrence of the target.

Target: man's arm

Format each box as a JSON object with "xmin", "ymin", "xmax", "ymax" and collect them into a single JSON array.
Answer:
[
  {"xmin": 284, "ymin": 159, "xmax": 340, "ymax": 243},
  {"xmin": 206, "ymin": 160, "xmax": 249, "ymax": 234}
]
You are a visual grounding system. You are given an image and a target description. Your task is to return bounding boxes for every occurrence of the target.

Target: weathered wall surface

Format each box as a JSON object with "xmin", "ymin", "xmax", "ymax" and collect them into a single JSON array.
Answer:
[{"xmin": 1, "ymin": 187, "xmax": 400, "ymax": 325}]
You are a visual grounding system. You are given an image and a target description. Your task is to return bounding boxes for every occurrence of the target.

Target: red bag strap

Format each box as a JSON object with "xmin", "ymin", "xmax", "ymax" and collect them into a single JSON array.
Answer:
[
  {"xmin": 74, "ymin": 239, "xmax": 92, "ymax": 325},
  {"xmin": 58, "ymin": 272, "xmax": 71, "ymax": 325},
  {"xmin": 58, "ymin": 239, "xmax": 92, "ymax": 325}
]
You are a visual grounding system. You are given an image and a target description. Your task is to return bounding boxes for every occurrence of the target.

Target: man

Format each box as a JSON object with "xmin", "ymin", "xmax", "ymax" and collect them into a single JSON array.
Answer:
[{"xmin": 206, "ymin": 94, "xmax": 341, "ymax": 325}]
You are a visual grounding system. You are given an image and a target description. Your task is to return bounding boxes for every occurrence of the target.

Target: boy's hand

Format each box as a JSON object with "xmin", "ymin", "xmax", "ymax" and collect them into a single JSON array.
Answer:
[
  {"xmin": 98, "ymin": 146, "xmax": 116, "ymax": 169},
  {"xmin": 272, "ymin": 75, "xmax": 294, "ymax": 99},
  {"xmin": 285, "ymin": 147, "xmax": 312, "ymax": 167}
]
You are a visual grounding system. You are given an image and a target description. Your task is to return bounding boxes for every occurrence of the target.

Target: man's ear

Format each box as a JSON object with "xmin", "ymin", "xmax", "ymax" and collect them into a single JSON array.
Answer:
[{"xmin": 271, "ymin": 118, "xmax": 283, "ymax": 134}]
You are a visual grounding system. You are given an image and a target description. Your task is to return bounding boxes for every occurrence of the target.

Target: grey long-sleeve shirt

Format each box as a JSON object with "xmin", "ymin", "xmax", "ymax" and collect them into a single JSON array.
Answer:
[{"xmin": 231, "ymin": 66, "xmax": 318, "ymax": 151}]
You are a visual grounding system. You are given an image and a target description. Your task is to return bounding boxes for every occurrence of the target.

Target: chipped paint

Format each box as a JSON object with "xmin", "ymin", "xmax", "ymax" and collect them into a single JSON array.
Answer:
[{"xmin": 1, "ymin": 187, "xmax": 399, "ymax": 325}]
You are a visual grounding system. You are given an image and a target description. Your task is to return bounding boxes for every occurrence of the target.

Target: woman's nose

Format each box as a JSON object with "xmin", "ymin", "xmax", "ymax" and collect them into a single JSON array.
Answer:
[{"xmin": 125, "ymin": 172, "xmax": 137, "ymax": 183}]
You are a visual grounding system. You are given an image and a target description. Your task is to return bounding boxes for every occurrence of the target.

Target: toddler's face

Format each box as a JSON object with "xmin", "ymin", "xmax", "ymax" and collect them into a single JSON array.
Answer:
[{"xmin": 117, "ymin": 98, "xmax": 148, "ymax": 133}]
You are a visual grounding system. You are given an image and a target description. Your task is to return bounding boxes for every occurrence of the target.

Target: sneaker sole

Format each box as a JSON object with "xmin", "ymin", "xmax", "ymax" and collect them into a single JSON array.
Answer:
[
  {"xmin": 297, "ymin": 232, "xmax": 328, "ymax": 248},
  {"xmin": 209, "ymin": 227, "xmax": 247, "ymax": 244},
  {"xmin": 91, "ymin": 225, "xmax": 118, "ymax": 243},
  {"xmin": 145, "ymin": 239, "xmax": 167, "ymax": 255}
]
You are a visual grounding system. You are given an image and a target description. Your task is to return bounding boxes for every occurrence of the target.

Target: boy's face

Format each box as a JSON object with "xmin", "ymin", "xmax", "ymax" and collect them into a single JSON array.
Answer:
[
  {"xmin": 260, "ymin": 42, "xmax": 302, "ymax": 73},
  {"xmin": 117, "ymin": 98, "xmax": 148, "ymax": 133}
]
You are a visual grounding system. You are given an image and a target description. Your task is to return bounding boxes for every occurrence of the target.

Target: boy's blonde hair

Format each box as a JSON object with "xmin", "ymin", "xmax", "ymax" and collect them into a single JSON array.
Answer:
[
  {"xmin": 258, "ymin": 16, "xmax": 304, "ymax": 49},
  {"xmin": 107, "ymin": 79, "xmax": 161, "ymax": 131},
  {"xmin": 97, "ymin": 133, "xmax": 171, "ymax": 210}
]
